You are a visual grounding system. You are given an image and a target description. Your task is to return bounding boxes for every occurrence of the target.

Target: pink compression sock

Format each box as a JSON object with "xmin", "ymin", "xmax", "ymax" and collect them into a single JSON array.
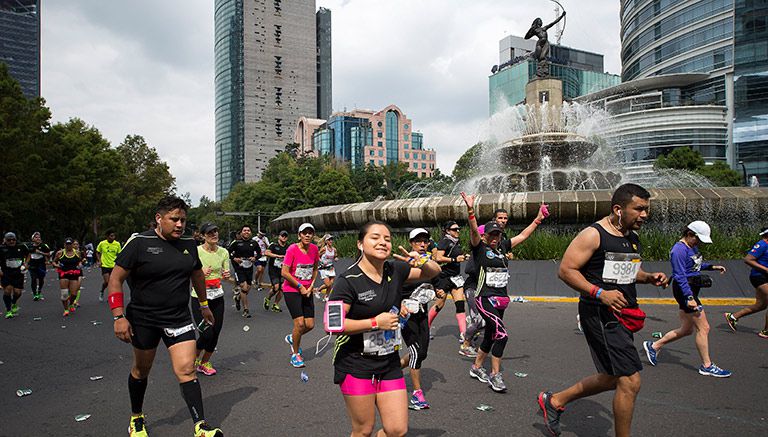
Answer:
[
  {"xmin": 455, "ymin": 312, "xmax": 467, "ymax": 335},
  {"xmin": 428, "ymin": 306, "xmax": 440, "ymax": 327}
]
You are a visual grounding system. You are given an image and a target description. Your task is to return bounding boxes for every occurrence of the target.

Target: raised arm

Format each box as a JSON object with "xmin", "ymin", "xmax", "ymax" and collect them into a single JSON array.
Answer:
[
  {"xmin": 460, "ymin": 192, "xmax": 480, "ymax": 247},
  {"xmin": 543, "ymin": 10, "xmax": 565, "ymax": 31}
]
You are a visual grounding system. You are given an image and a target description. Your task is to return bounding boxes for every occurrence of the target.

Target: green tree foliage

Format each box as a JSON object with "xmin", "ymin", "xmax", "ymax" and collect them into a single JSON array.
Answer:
[
  {"xmin": 452, "ymin": 142, "xmax": 483, "ymax": 181},
  {"xmin": 349, "ymin": 164, "xmax": 386, "ymax": 201},
  {"xmin": 654, "ymin": 146, "xmax": 742, "ymax": 187}
]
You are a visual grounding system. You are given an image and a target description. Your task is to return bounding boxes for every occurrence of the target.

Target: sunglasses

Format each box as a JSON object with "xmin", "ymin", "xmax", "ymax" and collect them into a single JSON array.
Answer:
[{"xmin": 448, "ymin": 227, "xmax": 460, "ymax": 231}]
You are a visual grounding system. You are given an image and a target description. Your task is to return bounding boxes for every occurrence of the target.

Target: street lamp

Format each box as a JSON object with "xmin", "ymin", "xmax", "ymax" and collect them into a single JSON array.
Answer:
[{"xmin": 738, "ymin": 160, "xmax": 747, "ymax": 186}]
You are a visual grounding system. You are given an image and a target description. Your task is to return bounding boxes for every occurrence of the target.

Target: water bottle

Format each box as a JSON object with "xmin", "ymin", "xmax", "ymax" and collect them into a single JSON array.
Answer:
[
  {"xmin": 300, "ymin": 371, "xmax": 309, "ymax": 383},
  {"xmin": 16, "ymin": 389, "xmax": 32, "ymax": 397}
]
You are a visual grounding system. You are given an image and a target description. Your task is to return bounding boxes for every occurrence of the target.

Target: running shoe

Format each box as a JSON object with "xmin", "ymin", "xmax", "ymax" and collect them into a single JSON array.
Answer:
[
  {"xmin": 758, "ymin": 330, "xmax": 768, "ymax": 339},
  {"xmin": 194, "ymin": 358, "xmax": 201, "ymax": 368},
  {"xmin": 488, "ymin": 372, "xmax": 507, "ymax": 393},
  {"xmin": 128, "ymin": 414, "xmax": 148, "ymax": 437},
  {"xmin": 99, "ymin": 291, "xmax": 104, "ymax": 302},
  {"xmin": 698, "ymin": 363, "xmax": 732, "ymax": 378},
  {"xmin": 242, "ymin": 309, "xmax": 251, "ymax": 318},
  {"xmin": 458, "ymin": 332, "xmax": 465, "ymax": 344},
  {"xmin": 290, "ymin": 353, "xmax": 305, "ymax": 368},
  {"xmin": 538, "ymin": 391, "xmax": 564, "ymax": 436},
  {"xmin": 469, "ymin": 364, "xmax": 490, "ymax": 383},
  {"xmin": 194, "ymin": 420, "xmax": 223, "ymax": 437},
  {"xmin": 643, "ymin": 341, "xmax": 658, "ymax": 366},
  {"xmin": 69, "ymin": 305, "xmax": 76, "ymax": 313},
  {"xmin": 459, "ymin": 344, "xmax": 478, "ymax": 357},
  {"xmin": 284, "ymin": 334, "xmax": 302, "ymax": 355},
  {"xmin": 263, "ymin": 297, "xmax": 270, "ymax": 311},
  {"xmin": 11, "ymin": 304, "xmax": 19, "ymax": 315},
  {"xmin": 4, "ymin": 310, "xmax": 13, "ymax": 319},
  {"xmin": 234, "ymin": 293, "xmax": 241, "ymax": 311},
  {"xmin": 429, "ymin": 328, "xmax": 435, "ymax": 340},
  {"xmin": 408, "ymin": 389, "xmax": 430, "ymax": 410},
  {"xmin": 271, "ymin": 304, "xmax": 282, "ymax": 313},
  {"xmin": 33, "ymin": 293, "xmax": 40, "ymax": 302},
  {"xmin": 62, "ymin": 309, "xmax": 69, "ymax": 317},
  {"xmin": 723, "ymin": 312, "xmax": 737, "ymax": 332},
  {"xmin": 197, "ymin": 361, "xmax": 217, "ymax": 376}
]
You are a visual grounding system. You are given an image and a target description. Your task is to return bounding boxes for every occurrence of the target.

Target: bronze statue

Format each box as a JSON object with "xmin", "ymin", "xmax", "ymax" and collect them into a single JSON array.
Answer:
[{"xmin": 524, "ymin": 10, "xmax": 566, "ymax": 78}]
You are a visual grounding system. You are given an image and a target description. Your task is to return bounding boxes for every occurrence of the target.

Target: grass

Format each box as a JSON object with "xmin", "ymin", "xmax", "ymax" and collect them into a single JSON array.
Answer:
[{"xmin": 329, "ymin": 226, "xmax": 762, "ymax": 261}]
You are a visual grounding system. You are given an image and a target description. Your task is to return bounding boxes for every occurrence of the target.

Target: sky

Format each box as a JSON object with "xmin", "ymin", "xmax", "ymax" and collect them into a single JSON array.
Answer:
[{"xmin": 41, "ymin": 0, "xmax": 621, "ymax": 204}]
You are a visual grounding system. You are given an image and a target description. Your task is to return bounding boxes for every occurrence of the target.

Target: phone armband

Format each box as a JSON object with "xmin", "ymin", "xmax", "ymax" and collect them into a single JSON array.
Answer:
[{"xmin": 324, "ymin": 300, "xmax": 346, "ymax": 333}]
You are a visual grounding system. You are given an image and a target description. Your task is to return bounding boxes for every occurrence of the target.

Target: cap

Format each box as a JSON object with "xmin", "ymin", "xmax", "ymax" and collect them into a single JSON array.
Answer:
[
  {"xmin": 323, "ymin": 233, "xmax": 334, "ymax": 241},
  {"xmin": 477, "ymin": 224, "xmax": 486, "ymax": 235},
  {"xmin": 279, "ymin": 230, "xmax": 289, "ymax": 237},
  {"xmin": 760, "ymin": 227, "xmax": 768, "ymax": 237},
  {"xmin": 687, "ymin": 220, "xmax": 712, "ymax": 244},
  {"xmin": 4, "ymin": 232, "xmax": 16, "ymax": 240},
  {"xmin": 200, "ymin": 222, "xmax": 218, "ymax": 234},
  {"xmin": 483, "ymin": 221, "xmax": 504, "ymax": 235},
  {"xmin": 409, "ymin": 228, "xmax": 430, "ymax": 240},
  {"xmin": 64, "ymin": 237, "xmax": 74, "ymax": 244},
  {"xmin": 257, "ymin": 230, "xmax": 266, "ymax": 237},
  {"xmin": 443, "ymin": 220, "xmax": 458, "ymax": 230},
  {"xmin": 31, "ymin": 231, "xmax": 40, "ymax": 239},
  {"xmin": 298, "ymin": 223, "xmax": 315, "ymax": 233}
]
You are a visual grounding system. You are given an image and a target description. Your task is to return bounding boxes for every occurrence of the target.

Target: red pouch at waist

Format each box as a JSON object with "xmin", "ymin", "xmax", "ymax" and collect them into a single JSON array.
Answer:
[
  {"xmin": 614, "ymin": 307, "xmax": 646, "ymax": 333},
  {"xmin": 205, "ymin": 278, "xmax": 221, "ymax": 289}
]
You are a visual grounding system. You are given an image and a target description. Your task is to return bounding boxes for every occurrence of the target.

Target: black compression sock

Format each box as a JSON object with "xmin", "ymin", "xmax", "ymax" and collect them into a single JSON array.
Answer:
[
  {"xmin": 11, "ymin": 293, "xmax": 20, "ymax": 304},
  {"xmin": 180, "ymin": 379, "xmax": 205, "ymax": 423},
  {"xmin": 128, "ymin": 374, "xmax": 148, "ymax": 414},
  {"xmin": 3, "ymin": 295, "xmax": 12, "ymax": 311}
]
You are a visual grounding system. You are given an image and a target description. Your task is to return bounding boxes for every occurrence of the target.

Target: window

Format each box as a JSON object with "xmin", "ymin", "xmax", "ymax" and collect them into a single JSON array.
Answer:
[
  {"xmin": 421, "ymin": 172, "xmax": 426, "ymax": 177},
  {"xmin": 275, "ymin": 87, "xmax": 282, "ymax": 105},
  {"xmin": 274, "ymin": 56, "xmax": 282, "ymax": 74},
  {"xmin": 377, "ymin": 131, "xmax": 382, "ymax": 138},
  {"xmin": 378, "ymin": 150, "xmax": 383, "ymax": 157},
  {"xmin": 370, "ymin": 159, "xmax": 375, "ymax": 165},
  {"xmin": 273, "ymin": 0, "xmax": 281, "ymax": 13},
  {"xmin": 404, "ymin": 124, "xmax": 409, "ymax": 130},
  {"xmin": 403, "ymin": 133, "xmax": 409, "ymax": 141},
  {"xmin": 421, "ymin": 163, "xmax": 426, "ymax": 169},
  {"xmin": 275, "ymin": 118, "xmax": 283, "ymax": 136},
  {"xmin": 422, "ymin": 153, "xmax": 426, "ymax": 160},
  {"xmin": 413, "ymin": 163, "xmax": 417, "ymax": 169},
  {"xmin": 369, "ymin": 150, "xmax": 374, "ymax": 156},
  {"xmin": 378, "ymin": 160, "xmax": 383, "ymax": 165},
  {"xmin": 404, "ymin": 152, "xmax": 410, "ymax": 159},
  {"xmin": 377, "ymin": 121, "xmax": 382, "ymax": 127},
  {"xmin": 404, "ymin": 143, "xmax": 409, "ymax": 149},
  {"xmin": 274, "ymin": 25, "xmax": 282, "ymax": 44},
  {"xmin": 377, "ymin": 141, "xmax": 382, "ymax": 147}
]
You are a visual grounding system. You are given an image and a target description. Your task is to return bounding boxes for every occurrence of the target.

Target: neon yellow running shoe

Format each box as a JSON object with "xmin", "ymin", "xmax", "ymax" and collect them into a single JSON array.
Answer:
[
  {"xmin": 129, "ymin": 414, "xmax": 148, "ymax": 436},
  {"xmin": 194, "ymin": 421, "xmax": 223, "ymax": 437}
]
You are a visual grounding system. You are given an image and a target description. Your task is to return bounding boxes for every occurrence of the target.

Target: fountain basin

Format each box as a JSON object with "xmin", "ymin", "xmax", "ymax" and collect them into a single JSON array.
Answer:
[{"xmin": 499, "ymin": 132, "xmax": 598, "ymax": 171}]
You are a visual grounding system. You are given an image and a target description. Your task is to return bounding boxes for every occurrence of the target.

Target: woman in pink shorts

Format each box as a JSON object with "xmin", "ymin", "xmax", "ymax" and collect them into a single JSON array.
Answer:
[{"xmin": 329, "ymin": 220, "xmax": 440, "ymax": 437}]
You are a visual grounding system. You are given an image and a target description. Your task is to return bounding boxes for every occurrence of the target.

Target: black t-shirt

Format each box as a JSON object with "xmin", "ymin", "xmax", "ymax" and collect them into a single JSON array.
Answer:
[
  {"xmin": 116, "ymin": 230, "xmax": 203, "ymax": 327},
  {"xmin": 330, "ymin": 260, "xmax": 411, "ymax": 377},
  {"xmin": 0, "ymin": 244, "xmax": 28, "ymax": 275},
  {"xmin": 228, "ymin": 239, "xmax": 261, "ymax": 268},
  {"xmin": 436, "ymin": 236, "xmax": 463, "ymax": 277},
  {"xmin": 471, "ymin": 241, "xmax": 508, "ymax": 297},
  {"xmin": 267, "ymin": 242, "xmax": 287, "ymax": 271},
  {"xmin": 464, "ymin": 257, "xmax": 478, "ymax": 290},
  {"xmin": 28, "ymin": 243, "xmax": 51, "ymax": 267},
  {"xmin": 580, "ymin": 223, "xmax": 642, "ymax": 308}
]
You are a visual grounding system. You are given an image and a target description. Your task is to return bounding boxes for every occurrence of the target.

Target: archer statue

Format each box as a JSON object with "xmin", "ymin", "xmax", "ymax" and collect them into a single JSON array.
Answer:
[{"xmin": 524, "ymin": 9, "xmax": 566, "ymax": 78}]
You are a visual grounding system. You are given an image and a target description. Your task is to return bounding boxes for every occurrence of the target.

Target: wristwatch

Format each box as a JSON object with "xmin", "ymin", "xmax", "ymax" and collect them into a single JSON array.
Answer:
[
  {"xmin": 113, "ymin": 314, "xmax": 125, "ymax": 321},
  {"xmin": 686, "ymin": 296, "xmax": 695, "ymax": 301}
]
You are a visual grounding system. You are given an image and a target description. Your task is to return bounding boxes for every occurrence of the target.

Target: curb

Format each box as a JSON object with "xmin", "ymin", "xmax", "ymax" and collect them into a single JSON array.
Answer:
[{"xmin": 519, "ymin": 296, "xmax": 755, "ymax": 305}]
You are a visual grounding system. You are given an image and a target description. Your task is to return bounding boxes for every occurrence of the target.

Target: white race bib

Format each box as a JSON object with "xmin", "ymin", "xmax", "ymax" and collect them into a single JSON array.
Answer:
[
  {"xmin": 30, "ymin": 253, "xmax": 44, "ymax": 260},
  {"xmin": 363, "ymin": 328, "xmax": 402, "ymax": 356},
  {"xmin": 206, "ymin": 286, "xmax": 224, "ymax": 300},
  {"xmin": 320, "ymin": 267, "xmax": 336, "ymax": 278},
  {"xmin": 240, "ymin": 259, "xmax": 253, "ymax": 268},
  {"xmin": 5, "ymin": 259, "xmax": 22, "ymax": 269},
  {"xmin": 259, "ymin": 256, "xmax": 267, "ymax": 262},
  {"xmin": 602, "ymin": 252, "xmax": 642, "ymax": 285},
  {"xmin": 450, "ymin": 275, "xmax": 465, "ymax": 288},
  {"xmin": 274, "ymin": 259, "xmax": 283, "ymax": 268},
  {"xmin": 295, "ymin": 264, "xmax": 313, "ymax": 281},
  {"xmin": 485, "ymin": 268, "xmax": 508, "ymax": 288},
  {"xmin": 163, "ymin": 323, "xmax": 194, "ymax": 338}
]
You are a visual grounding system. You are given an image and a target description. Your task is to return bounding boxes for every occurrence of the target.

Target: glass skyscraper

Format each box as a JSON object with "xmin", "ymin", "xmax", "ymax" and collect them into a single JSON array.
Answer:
[{"xmin": 0, "ymin": 0, "xmax": 39, "ymax": 98}]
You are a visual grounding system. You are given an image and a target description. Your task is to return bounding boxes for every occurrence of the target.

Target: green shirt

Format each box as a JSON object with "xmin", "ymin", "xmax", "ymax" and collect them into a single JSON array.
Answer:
[
  {"xmin": 192, "ymin": 245, "xmax": 230, "ymax": 298},
  {"xmin": 96, "ymin": 240, "xmax": 122, "ymax": 268}
]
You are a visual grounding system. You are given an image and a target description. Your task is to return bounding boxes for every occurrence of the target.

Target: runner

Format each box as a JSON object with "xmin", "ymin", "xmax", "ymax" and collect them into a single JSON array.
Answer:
[
  {"xmin": 429, "ymin": 221, "xmax": 468, "ymax": 348},
  {"xmin": 329, "ymin": 220, "xmax": 440, "ymax": 436},
  {"xmin": 399, "ymin": 228, "xmax": 442, "ymax": 410},
  {"xmin": 459, "ymin": 224, "xmax": 486, "ymax": 357},
  {"xmin": 460, "ymin": 193, "xmax": 513, "ymax": 393},
  {"xmin": 253, "ymin": 231, "xmax": 270, "ymax": 293},
  {"xmin": 27, "ymin": 232, "xmax": 51, "ymax": 301},
  {"xmin": 192, "ymin": 223, "xmax": 231, "ymax": 376},
  {"xmin": 52, "ymin": 238, "xmax": 80, "ymax": 317},
  {"xmin": 107, "ymin": 196, "xmax": 223, "ymax": 437},
  {"xmin": 264, "ymin": 230, "xmax": 288, "ymax": 312},
  {"xmin": 724, "ymin": 226, "xmax": 768, "ymax": 337},
  {"xmin": 496, "ymin": 206, "xmax": 548, "ymax": 257},
  {"xmin": 316, "ymin": 234, "xmax": 338, "ymax": 300},
  {"xmin": 228, "ymin": 225, "xmax": 261, "ymax": 318},
  {"xmin": 72, "ymin": 240, "xmax": 86, "ymax": 307},
  {"xmin": 537, "ymin": 183, "xmax": 667, "ymax": 437},
  {"xmin": 85, "ymin": 242, "xmax": 95, "ymax": 269},
  {"xmin": 96, "ymin": 230, "xmax": 122, "ymax": 302},
  {"xmin": 281, "ymin": 223, "xmax": 320, "ymax": 368},
  {"xmin": 642, "ymin": 221, "xmax": 731, "ymax": 377},
  {"xmin": 1, "ymin": 232, "xmax": 29, "ymax": 319}
]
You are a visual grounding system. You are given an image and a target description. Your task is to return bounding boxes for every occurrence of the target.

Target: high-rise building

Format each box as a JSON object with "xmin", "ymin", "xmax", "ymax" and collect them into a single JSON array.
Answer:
[
  {"xmin": 604, "ymin": 0, "xmax": 768, "ymax": 185},
  {"xmin": 215, "ymin": 0, "xmax": 332, "ymax": 201},
  {"xmin": 0, "ymin": 0, "xmax": 40, "ymax": 98},
  {"xmin": 316, "ymin": 7, "xmax": 332, "ymax": 120},
  {"xmin": 303, "ymin": 105, "xmax": 437, "ymax": 177},
  {"xmin": 489, "ymin": 36, "xmax": 620, "ymax": 114}
]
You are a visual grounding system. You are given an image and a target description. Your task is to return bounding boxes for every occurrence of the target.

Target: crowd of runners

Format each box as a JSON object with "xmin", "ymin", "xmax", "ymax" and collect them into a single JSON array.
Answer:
[{"xmin": 2, "ymin": 183, "xmax": 768, "ymax": 437}]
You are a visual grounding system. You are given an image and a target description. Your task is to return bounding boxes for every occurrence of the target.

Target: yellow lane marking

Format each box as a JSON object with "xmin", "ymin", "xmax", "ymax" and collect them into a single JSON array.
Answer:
[{"xmin": 518, "ymin": 296, "xmax": 755, "ymax": 305}]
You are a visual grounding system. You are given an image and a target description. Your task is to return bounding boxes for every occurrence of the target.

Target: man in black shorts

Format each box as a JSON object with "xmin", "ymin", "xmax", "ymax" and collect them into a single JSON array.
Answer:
[
  {"xmin": 228, "ymin": 225, "xmax": 260, "ymax": 318},
  {"xmin": 537, "ymin": 184, "xmax": 667, "ymax": 437},
  {"xmin": 108, "ymin": 196, "xmax": 223, "ymax": 437},
  {"xmin": 1, "ymin": 232, "xmax": 29, "ymax": 319},
  {"xmin": 264, "ymin": 230, "xmax": 288, "ymax": 312},
  {"xmin": 27, "ymin": 231, "xmax": 51, "ymax": 301}
]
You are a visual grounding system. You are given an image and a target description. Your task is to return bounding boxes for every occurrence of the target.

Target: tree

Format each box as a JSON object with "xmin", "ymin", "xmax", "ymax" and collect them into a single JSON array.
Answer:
[
  {"xmin": 452, "ymin": 142, "xmax": 483, "ymax": 181},
  {"xmin": 654, "ymin": 146, "xmax": 704, "ymax": 171},
  {"xmin": 350, "ymin": 164, "xmax": 386, "ymax": 201},
  {"xmin": 697, "ymin": 161, "xmax": 742, "ymax": 187}
]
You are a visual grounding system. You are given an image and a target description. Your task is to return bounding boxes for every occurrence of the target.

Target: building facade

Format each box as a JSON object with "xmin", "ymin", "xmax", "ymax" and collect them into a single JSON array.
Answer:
[
  {"xmin": 489, "ymin": 37, "xmax": 620, "ymax": 114},
  {"xmin": 617, "ymin": 0, "xmax": 768, "ymax": 185},
  {"xmin": 316, "ymin": 7, "xmax": 332, "ymax": 120},
  {"xmin": 306, "ymin": 105, "xmax": 437, "ymax": 177},
  {"xmin": 214, "ymin": 0, "xmax": 332, "ymax": 200},
  {"xmin": 0, "ymin": 0, "xmax": 39, "ymax": 98}
]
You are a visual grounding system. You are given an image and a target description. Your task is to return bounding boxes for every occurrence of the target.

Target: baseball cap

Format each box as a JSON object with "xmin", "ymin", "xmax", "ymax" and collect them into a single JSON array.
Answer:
[
  {"xmin": 279, "ymin": 230, "xmax": 289, "ymax": 237},
  {"xmin": 298, "ymin": 223, "xmax": 315, "ymax": 233},
  {"xmin": 4, "ymin": 232, "xmax": 16, "ymax": 240},
  {"xmin": 483, "ymin": 222, "xmax": 504, "ymax": 235},
  {"xmin": 323, "ymin": 233, "xmax": 334, "ymax": 241},
  {"xmin": 64, "ymin": 237, "xmax": 74, "ymax": 244},
  {"xmin": 200, "ymin": 222, "xmax": 218, "ymax": 234},
  {"xmin": 409, "ymin": 228, "xmax": 430, "ymax": 241},
  {"xmin": 760, "ymin": 227, "xmax": 768, "ymax": 237},
  {"xmin": 444, "ymin": 220, "xmax": 459, "ymax": 230},
  {"xmin": 687, "ymin": 220, "xmax": 712, "ymax": 244}
]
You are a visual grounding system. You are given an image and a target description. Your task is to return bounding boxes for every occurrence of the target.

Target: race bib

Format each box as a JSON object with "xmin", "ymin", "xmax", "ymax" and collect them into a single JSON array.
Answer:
[
  {"xmin": 163, "ymin": 323, "xmax": 195, "ymax": 338},
  {"xmin": 5, "ymin": 259, "xmax": 22, "ymax": 269},
  {"xmin": 259, "ymin": 256, "xmax": 267, "ymax": 262},
  {"xmin": 295, "ymin": 264, "xmax": 313, "ymax": 281},
  {"xmin": 240, "ymin": 259, "xmax": 253, "ymax": 268},
  {"xmin": 274, "ymin": 259, "xmax": 283, "ymax": 268},
  {"xmin": 320, "ymin": 267, "xmax": 336, "ymax": 278},
  {"xmin": 450, "ymin": 275, "xmax": 465, "ymax": 288},
  {"xmin": 485, "ymin": 267, "xmax": 508, "ymax": 288},
  {"xmin": 206, "ymin": 286, "xmax": 224, "ymax": 300},
  {"xmin": 30, "ymin": 253, "xmax": 44, "ymax": 260},
  {"xmin": 602, "ymin": 252, "xmax": 642, "ymax": 285},
  {"xmin": 362, "ymin": 328, "xmax": 402, "ymax": 356}
]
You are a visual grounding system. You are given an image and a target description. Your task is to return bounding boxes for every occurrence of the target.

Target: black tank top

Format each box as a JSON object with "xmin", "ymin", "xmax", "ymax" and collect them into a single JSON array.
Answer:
[
  {"xmin": 59, "ymin": 250, "xmax": 81, "ymax": 271},
  {"xmin": 580, "ymin": 223, "xmax": 642, "ymax": 308}
]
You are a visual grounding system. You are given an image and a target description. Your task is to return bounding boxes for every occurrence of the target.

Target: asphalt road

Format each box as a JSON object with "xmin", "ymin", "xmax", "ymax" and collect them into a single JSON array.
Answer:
[{"xmin": 1, "ymin": 270, "xmax": 767, "ymax": 436}]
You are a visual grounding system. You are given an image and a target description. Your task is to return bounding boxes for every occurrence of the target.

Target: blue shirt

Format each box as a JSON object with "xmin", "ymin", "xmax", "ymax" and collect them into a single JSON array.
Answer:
[
  {"xmin": 748, "ymin": 239, "xmax": 768, "ymax": 277},
  {"xmin": 670, "ymin": 241, "xmax": 711, "ymax": 297}
]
